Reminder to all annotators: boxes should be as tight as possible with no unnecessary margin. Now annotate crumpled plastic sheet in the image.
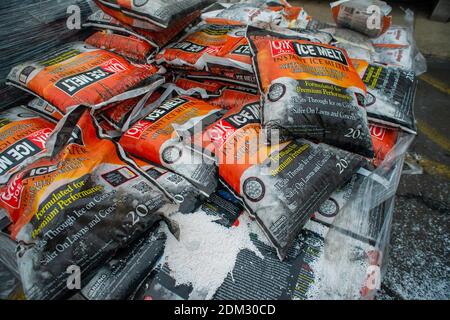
[0,0,95,110]
[311,132,415,299]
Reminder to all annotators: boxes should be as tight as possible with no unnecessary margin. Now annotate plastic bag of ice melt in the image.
[352,59,417,134]
[156,23,254,80]
[6,42,164,117]
[94,0,213,30]
[85,30,157,64]
[330,0,392,38]
[195,108,367,259]
[120,95,223,196]
[83,10,197,50]
[246,26,374,158]
[0,106,179,300]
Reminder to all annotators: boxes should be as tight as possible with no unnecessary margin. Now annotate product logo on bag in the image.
[124,97,189,139]
[207,103,260,148]
[144,97,189,123]
[55,59,127,96]
[370,125,386,141]
[232,45,252,56]
[293,43,348,65]
[171,41,206,53]
[0,128,52,176]
[225,103,260,128]
[270,40,295,57]
[124,120,153,139]
[0,173,24,209]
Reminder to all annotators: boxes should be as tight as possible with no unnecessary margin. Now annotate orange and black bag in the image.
[120,95,224,196]
[6,42,163,116]
[246,26,374,158]
[156,24,254,83]
[85,30,156,64]
[83,10,196,49]
[0,106,179,300]
[205,118,366,259]
[179,98,367,259]
[94,0,213,30]
[0,106,55,184]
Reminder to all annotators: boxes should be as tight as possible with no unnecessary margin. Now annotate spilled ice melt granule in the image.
[162,211,263,300]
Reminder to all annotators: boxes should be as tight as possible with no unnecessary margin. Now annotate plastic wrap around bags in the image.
[372,9,426,75]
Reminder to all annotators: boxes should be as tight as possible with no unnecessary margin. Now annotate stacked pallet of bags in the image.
[0,0,423,300]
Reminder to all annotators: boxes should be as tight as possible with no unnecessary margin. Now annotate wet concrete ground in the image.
[377,56,450,300]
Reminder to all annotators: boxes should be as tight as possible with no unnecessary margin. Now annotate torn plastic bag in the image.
[133,131,414,300]
[131,212,375,300]
[246,26,374,158]
[202,1,311,29]
[0,106,55,185]
[133,157,206,214]
[120,95,223,196]
[83,10,197,49]
[0,106,179,299]
[353,59,417,134]
[94,83,168,132]
[94,0,213,30]
[85,30,156,64]
[6,42,164,116]
[330,0,392,38]
[80,223,166,300]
